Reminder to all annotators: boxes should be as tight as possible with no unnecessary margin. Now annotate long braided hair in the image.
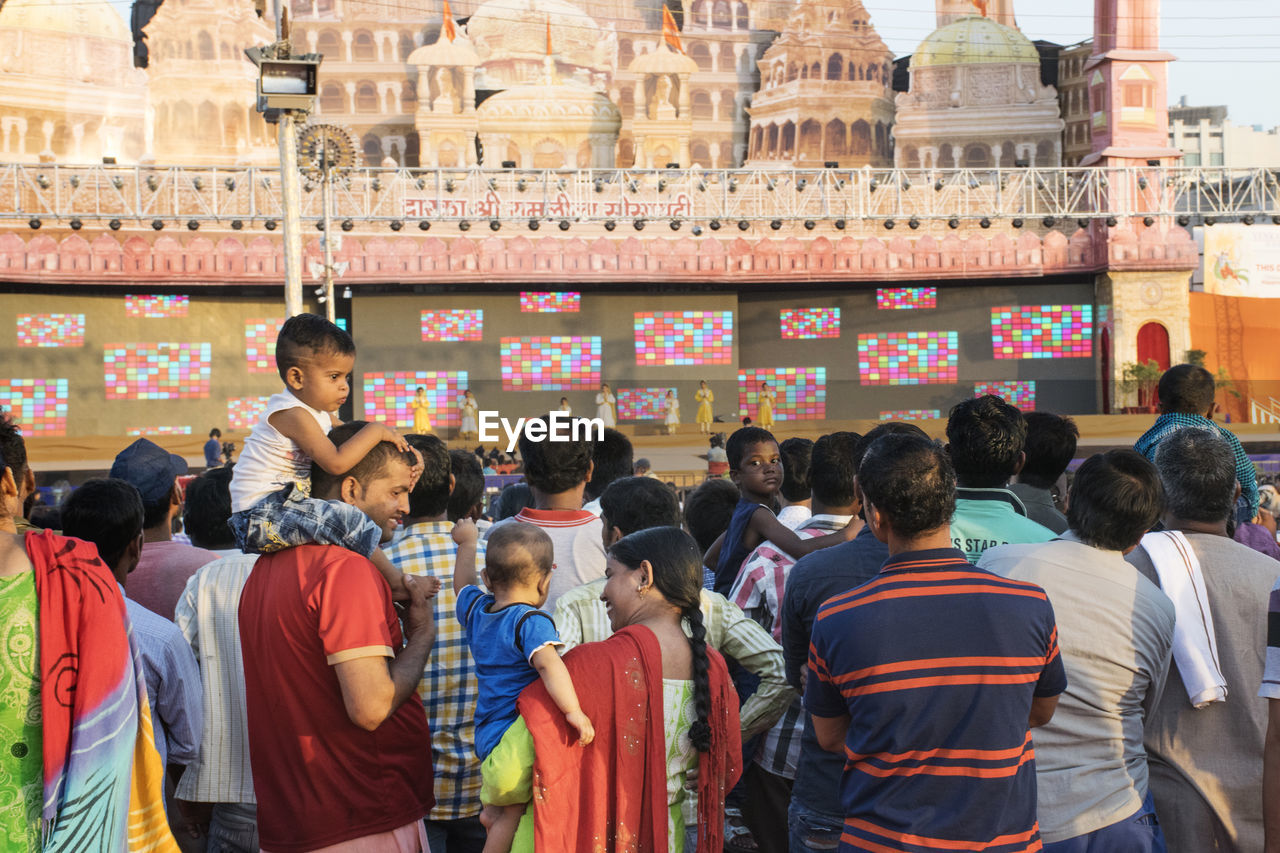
[608,526,713,752]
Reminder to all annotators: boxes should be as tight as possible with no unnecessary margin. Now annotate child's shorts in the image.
[479,716,535,808]
[229,483,383,557]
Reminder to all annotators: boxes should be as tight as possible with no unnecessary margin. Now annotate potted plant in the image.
[1119,359,1162,413]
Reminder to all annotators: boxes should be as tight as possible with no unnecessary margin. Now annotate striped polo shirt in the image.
[805,548,1067,853]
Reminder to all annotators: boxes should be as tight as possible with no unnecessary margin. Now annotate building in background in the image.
[1057,39,1093,166]
[745,0,895,168]
[1169,98,1280,168]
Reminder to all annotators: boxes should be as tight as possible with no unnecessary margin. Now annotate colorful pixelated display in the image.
[877,287,937,310]
[421,310,484,342]
[858,332,959,385]
[520,292,581,313]
[0,379,68,435]
[227,396,271,430]
[127,425,192,436]
[975,381,1037,410]
[990,305,1093,359]
[879,410,942,421]
[500,337,602,390]
[780,308,840,340]
[104,343,212,399]
[17,314,85,348]
[362,371,469,429]
[125,295,189,318]
[245,318,285,373]
[616,388,676,420]
[737,368,826,421]
[633,311,733,366]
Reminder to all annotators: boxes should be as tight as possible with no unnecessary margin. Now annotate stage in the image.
[22,415,1280,488]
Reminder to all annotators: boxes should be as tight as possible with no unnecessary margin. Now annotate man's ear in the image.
[584,459,594,484]
[20,467,35,502]
[170,480,183,509]
[284,364,305,391]
[537,571,552,598]
[125,533,144,574]
[340,475,363,507]
[607,525,624,548]
[1011,450,1026,478]
[447,472,456,496]
[0,467,18,501]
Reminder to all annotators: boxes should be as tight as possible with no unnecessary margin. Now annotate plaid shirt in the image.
[383,520,486,822]
[1134,413,1259,519]
[730,514,852,780]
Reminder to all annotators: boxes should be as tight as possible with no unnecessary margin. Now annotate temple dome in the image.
[912,15,1039,68]
[0,0,132,44]
[628,44,698,76]
[478,79,621,127]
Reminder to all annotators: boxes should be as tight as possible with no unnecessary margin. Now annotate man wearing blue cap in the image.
[110,438,217,619]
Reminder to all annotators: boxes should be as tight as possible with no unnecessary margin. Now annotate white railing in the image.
[1250,397,1280,425]
[1,163,1277,225]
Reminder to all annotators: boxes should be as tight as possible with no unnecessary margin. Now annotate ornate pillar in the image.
[341,31,354,62]
[465,131,478,166]
[463,67,477,113]
[709,89,722,121]
[634,79,647,120]
[678,72,691,119]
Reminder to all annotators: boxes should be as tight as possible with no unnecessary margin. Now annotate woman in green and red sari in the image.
[0,439,176,852]
[482,526,741,853]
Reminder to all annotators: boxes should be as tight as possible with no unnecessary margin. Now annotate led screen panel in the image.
[125,295,189,318]
[990,305,1093,359]
[737,368,826,421]
[634,311,733,366]
[363,371,469,429]
[0,379,68,435]
[780,308,840,340]
[974,380,1037,410]
[421,309,484,342]
[500,337,602,391]
[616,388,676,420]
[520,292,581,313]
[18,314,85,347]
[858,332,959,385]
[877,287,937,310]
[104,343,212,399]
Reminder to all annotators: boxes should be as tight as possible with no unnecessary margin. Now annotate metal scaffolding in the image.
[2,163,1278,227]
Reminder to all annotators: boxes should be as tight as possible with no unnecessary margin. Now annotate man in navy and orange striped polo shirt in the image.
[806,432,1067,853]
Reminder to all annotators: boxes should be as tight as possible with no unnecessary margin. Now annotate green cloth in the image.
[950,492,1055,562]
[0,571,42,852]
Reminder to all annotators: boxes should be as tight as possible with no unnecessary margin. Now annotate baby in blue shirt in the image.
[452,520,593,853]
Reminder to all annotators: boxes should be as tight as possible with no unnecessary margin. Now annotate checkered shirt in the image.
[383,520,486,821]
[1134,413,1259,519]
[730,514,852,780]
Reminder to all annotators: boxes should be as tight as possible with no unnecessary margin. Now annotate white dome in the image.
[0,0,132,44]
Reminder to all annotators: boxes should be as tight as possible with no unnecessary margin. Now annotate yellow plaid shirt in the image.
[383,520,486,821]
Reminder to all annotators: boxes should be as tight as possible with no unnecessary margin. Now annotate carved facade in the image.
[894,15,1064,169]
[144,0,276,165]
[745,0,894,167]
[0,0,148,163]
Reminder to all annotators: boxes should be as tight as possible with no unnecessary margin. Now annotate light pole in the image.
[298,124,357,324]
[246,3,321,317]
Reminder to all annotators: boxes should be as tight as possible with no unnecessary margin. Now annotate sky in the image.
[108,0,1278,128]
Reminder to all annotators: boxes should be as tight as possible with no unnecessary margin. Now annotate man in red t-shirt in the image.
[239,422,437,853]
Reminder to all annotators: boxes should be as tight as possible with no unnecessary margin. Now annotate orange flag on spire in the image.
[662,6,685,54]
[971,0,988,16]
[546,15,553,55]
[441,0,457,41]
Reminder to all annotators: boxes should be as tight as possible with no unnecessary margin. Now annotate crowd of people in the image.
[2,314,1280,853]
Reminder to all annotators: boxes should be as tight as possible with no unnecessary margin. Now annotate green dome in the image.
[912,15,1040,68]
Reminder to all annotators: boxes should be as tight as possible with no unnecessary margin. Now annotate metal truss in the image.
[2,163,1278,226]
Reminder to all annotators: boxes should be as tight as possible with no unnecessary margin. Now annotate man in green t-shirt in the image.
[946,395,1055,562]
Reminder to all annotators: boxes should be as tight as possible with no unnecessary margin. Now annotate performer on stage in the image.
[757,382,775,431]
[412,387,433,434]
[695,380,714,434]
[596,383,617,428]
[459,389,479,441]
[664,390,680,435]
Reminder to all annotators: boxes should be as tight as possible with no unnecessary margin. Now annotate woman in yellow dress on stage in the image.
[757,381,776,431]
[695,380,714,434]
[412,387,433,433]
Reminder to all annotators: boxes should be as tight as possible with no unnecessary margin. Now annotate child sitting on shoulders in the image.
[452,520,594,853]
[703,426,857,594]
[229,313,428,597]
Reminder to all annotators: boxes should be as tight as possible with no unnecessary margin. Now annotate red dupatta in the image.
[516,624,741,853]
